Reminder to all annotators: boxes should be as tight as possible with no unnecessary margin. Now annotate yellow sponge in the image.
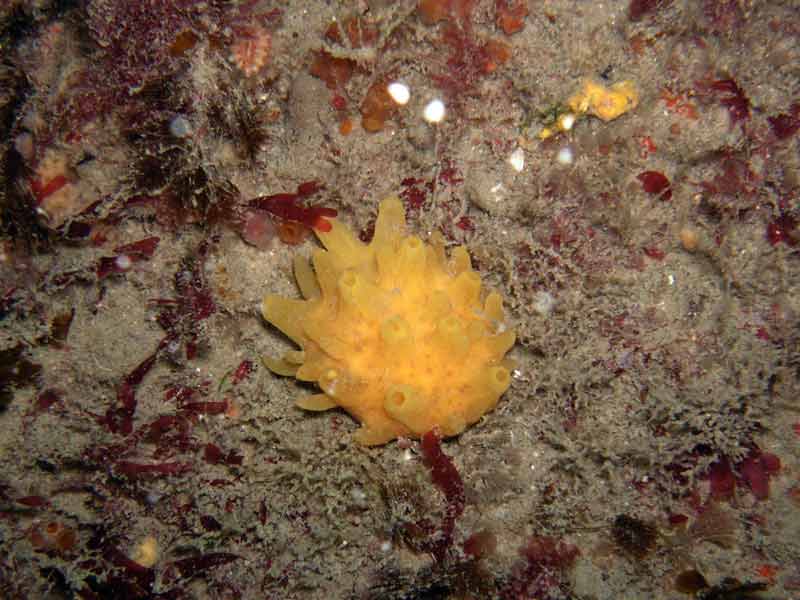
[261,196,515,445]
[568,79,639,122]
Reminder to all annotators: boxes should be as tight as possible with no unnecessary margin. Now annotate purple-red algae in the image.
[231,359,254,384]
[708,456,736,501]
[249,181,337,234]
[637,170,672,200]
[463,529,497,559]
[412,428,465,562]
[768,103,800,140]
[628,0,670,21]
[16,495,50,508]
[739,448,781,500]
[115,460,192,479]
[495,0,529,34]
[702,78,751,127]
[103,353,158,435]
[502,536,579,599]
[766,214,798,246]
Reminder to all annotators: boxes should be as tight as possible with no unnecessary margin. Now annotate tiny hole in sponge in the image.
[440,315,461,333]
[406,237,422,249]
[381,316,411,345]
[489,366,511,392]
[389,390,406,407]
[341,272,357,287]
[494,368,509,384]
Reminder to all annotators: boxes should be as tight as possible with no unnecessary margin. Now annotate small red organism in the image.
[30,174,69,205]
[660,88,699,120]
[115,460,192,479]
[418,0,475,25]
[241,210,277,249]
[707,456,736,501]
[96,236,161,279]
[431,22,510,100]
[33,389,62,414]
[17,495,50,508]
[203,443,243,466]
[502,535,580,599]
[637,170,672,200]
[249,181,337,234]
[699,154,759,206]
[738,448,781,500]
[103,352,159,435]
[766,214,798,246]
[150,239,217,360]
[756,564,779,582]
[481,38,511,73]
[114,236,160,258]
[181,400,228,416]
[330,94,347,111]
[232,359,254,384]
[703,447,781,502]
[169,29,198,56]
[309,51,355,90]
[495,0,528,35]
[29,521,77,554]
[705,78,750,127]
[637,135,657,158]
[400,177,431,212]
[463,529,497,559]
[643,246,665,260]
[668,513,689,527]
[768,103,800,140]
[455,215,474,232]
[361,79,397,132]
[276,221,310,245]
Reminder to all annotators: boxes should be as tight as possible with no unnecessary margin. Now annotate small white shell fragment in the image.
[508,147,525,172]
[423,99,446,123]
[387,82,411,105]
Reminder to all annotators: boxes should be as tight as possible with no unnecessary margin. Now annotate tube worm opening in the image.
[487,366,511,395]
[384,384,428,432]
[380,316,412,346]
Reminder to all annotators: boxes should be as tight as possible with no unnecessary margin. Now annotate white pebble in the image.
[387,82,410,105]
[423,99,445,123]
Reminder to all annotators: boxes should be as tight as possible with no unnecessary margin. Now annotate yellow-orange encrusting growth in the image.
[261,196,516,445]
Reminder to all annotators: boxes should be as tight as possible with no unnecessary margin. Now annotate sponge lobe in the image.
[262,196,516,445]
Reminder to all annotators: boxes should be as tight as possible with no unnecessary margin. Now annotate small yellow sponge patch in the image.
[568,79,638,122]
[261,196,516,445]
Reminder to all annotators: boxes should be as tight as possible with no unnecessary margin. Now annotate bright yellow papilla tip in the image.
[568,78,638,122]
[261,196,516,445]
